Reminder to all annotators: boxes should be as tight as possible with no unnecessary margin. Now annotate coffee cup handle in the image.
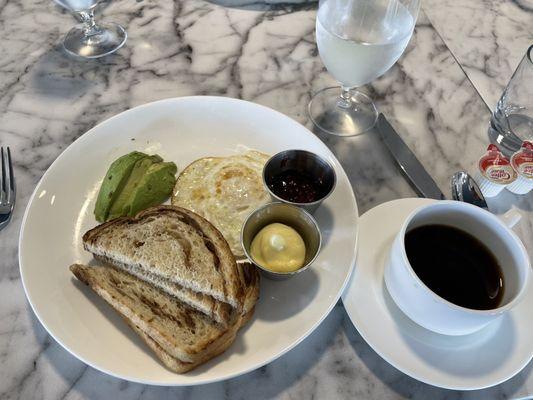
[499,208,522,229]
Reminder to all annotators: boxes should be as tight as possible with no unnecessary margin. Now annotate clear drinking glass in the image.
[309,0,420,136]
[489,45,533,154]
[54,0,127,59]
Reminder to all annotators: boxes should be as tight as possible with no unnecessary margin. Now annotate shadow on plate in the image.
[254,267,319,322]
[384,282,521,379]
[70,278,161,362]
[342,310,530,398]
[313,204,333,247]
[340,278,529,398]
[34,290,342,399]
[383,280,515,356]
[184,303,344,396]
[29,278,168,386]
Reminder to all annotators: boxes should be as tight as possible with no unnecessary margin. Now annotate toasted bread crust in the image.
[122,309,251,373]
[70,262,259,368]
[93,253,232,326]
[82,205,245,313]
[121,281,257,373]
[70,264,237,363]
[238,261,260,316]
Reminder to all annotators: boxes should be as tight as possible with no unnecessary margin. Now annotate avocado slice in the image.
[94,151,149,222]
[107,155,165,220]
[123,161,177,217]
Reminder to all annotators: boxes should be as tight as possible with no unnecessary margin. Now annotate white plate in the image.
[19,97,358,386]
[342,198,533,390]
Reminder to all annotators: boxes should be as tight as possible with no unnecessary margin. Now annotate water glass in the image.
[308,0,420,136]
[54,0,127,59]
[489,45,533,154]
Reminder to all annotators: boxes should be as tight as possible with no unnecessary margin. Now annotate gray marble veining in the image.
[423,0,533,110]
[1,0,532,399]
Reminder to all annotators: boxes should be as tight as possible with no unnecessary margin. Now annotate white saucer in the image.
[342,198,533,390]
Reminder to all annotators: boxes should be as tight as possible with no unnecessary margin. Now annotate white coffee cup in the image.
[384,200,531,336]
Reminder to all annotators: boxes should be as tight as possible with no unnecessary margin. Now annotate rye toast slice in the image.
[82,205,244,323]
[93,253,232,326]
[122,262,259,373]
[70,263,237,363]
[122,305,255,373]
[70,262,259,366]
[124,317,238,373]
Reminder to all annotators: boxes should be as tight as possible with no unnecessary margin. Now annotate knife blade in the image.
[377,113,446,200]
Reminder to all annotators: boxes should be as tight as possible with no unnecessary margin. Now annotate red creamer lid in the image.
[478,144,517,184]
[511,141,533,179]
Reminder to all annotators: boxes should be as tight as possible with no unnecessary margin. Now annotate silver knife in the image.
[377,113,446,200]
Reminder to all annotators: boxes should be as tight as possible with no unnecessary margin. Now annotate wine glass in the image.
[54,0,127,59]
[309,0,420,136]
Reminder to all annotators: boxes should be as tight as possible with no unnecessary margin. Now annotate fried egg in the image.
[171,150,270,258]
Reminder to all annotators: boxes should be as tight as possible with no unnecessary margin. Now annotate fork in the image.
[0,147,15,231]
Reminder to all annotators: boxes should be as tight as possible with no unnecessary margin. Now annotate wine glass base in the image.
[63,22,127,59]
[308,86,378,136]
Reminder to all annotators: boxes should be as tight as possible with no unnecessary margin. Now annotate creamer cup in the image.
[476,144,516,197]
[507,141,533,195]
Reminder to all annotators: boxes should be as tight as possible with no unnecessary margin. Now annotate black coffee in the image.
[405,224,504,310]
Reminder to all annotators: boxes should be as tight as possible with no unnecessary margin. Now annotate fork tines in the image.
[0,147,15,206]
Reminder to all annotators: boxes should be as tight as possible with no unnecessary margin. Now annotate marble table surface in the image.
[1,0,532,399]
[423,0,533,110]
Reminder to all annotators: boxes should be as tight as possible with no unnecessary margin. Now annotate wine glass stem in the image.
[78,9,101,37]
[338,86,353,109]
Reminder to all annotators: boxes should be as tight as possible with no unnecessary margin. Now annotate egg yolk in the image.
[250,223,306,272]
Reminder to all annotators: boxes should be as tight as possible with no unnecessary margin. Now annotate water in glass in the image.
[316,0,413,88]
[308,0,420,136]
